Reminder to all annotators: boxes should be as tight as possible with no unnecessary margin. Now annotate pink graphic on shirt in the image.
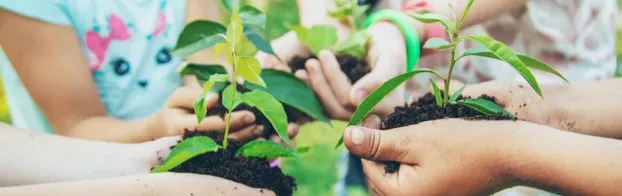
[86,14,131,71]
[153,12,167,37]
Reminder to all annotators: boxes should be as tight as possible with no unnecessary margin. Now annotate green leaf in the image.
[242,90,292,146]
[328,1,370,19]
[336,68,444,148]
[235,56,266,87]
[235,140,296,158]
[243,25,277,56]
[221,0,239,12]
[287,25,310,46]
[463,35,543,97]
[448,85,467,103]
[243,69,330,124]
[308,25,338,55]
[239,5,266,28]
[423,38,454,50]
[296,146,311,154]
[172,21,226,58]
[222,84,243,111]
[335,31,370,58]
[227,10,244,51]
[458,0,475,29]
[458,98,515,118]
[209,74,230,83]
[429,79,443,106]
[194,81,217,123]
[177,63,227,84]
[151,136,219,173]
[459,47,569,83]
[408,12,455,36]
[214,43,234,64]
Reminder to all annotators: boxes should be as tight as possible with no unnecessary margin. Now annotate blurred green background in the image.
[0,1,620,196]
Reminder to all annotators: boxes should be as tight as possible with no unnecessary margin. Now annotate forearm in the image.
[65,115,154,143]
[0,173,274,196]
[505,123,622,195]
[0,125,162,186]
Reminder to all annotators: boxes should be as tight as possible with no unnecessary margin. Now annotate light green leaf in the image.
[459,46,569,83]
[328,1,370,19]
[296,146,311,154]
[423,38,454,50]
[226,11,243,51]
[235,140,296,158]
[194,81,216,123]
[209,74,230,83]
[458,0,475,29]
[222,84,242,111]
[335,31,370,58]
[242,90,292,146]
[458,98,515,118]
[221,0,239,12]
[239,5,266,28]
[172,21,226,58]
[151,136,219,173]
[308,25,338,55]
[463,35,542,97]
[213,43,234,64]
[429,79,443,106]
[408,12,455,36]
[448,85,467,103]
[243,25,277,57]
[336,69,444,148]
[243,69,330,124]
[235,56,266,87]
[287,24,310,46]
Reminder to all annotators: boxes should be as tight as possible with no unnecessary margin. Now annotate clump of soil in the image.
[288,54,371,83]
[380,92,516,173]
[170,131,296,196]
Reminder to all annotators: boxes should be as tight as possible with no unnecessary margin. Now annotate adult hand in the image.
[296,22,409,120]
[343,117,533,196]
[147,86,263,142]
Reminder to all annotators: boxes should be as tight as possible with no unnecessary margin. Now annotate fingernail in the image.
[269,158,282,168]
[244,115,255,123]
[349,127,365,146]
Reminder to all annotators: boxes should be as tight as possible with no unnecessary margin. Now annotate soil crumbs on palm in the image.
[170,131,295,196]
[381,92,516,173]
[289,54,370,83]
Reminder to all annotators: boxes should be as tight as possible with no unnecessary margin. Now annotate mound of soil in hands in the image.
[207,84,302,139]
[170,131,296,196]
[380,92,516,173]
[289,54,371,83]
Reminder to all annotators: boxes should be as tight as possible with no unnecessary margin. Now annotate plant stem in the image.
[444,47,457,106]
[223,52,238,149]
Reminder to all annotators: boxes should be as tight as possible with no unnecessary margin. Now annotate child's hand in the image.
[146,86,263,142]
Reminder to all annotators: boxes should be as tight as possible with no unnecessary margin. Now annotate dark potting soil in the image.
[380,92,516,173]
[288,54,371,83]
[170,131,295,196]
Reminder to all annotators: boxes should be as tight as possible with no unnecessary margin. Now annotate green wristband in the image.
[363,9,421,72]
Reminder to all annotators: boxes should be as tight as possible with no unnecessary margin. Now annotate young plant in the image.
[151,1,311,173]
[328,0,371,28]
[288,24,370,60]
[335,0,569,147]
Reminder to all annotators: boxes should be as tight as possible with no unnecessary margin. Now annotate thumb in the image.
[343,126,408,162]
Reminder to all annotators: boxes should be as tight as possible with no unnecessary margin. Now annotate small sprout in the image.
[328,0,370,22]
[288,24,370,59]
[236,140,307,158]
[335,0,568,148]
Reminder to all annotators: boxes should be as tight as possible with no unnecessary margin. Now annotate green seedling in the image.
[288,24,370,59]
[329,0,371,28]
[335,0,569,147]
[151,1,312,173]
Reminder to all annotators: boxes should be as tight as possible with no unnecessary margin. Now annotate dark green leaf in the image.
[458,0,475,29]
[423,38,454,50]
[235,140,296,158]
[308,25,338,55]
[172,21,226,58]
[239,5,265,28]
[235,56,266,87]
[458,98,515,118]
[336,69,444,148]
[459,47,569,83]
[296,146,311,154]
[152,136,219,173]
[243,69,330,124]
[222,84,242,111]
[243,25,277,56]
[429,79,443,106]
[335,31,370,58]
[242,90,292,146]
[194,81,216,123]
[177,63,227,88]
[408,12,455,36]
[221,0,239,12]
[448,85,467,103]
[209,73,230,83]
[463,35,543,97]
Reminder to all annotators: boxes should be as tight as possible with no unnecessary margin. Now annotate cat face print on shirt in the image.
[84,7,182,119]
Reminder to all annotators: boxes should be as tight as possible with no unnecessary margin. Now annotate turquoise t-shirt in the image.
[0,0,186,133]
